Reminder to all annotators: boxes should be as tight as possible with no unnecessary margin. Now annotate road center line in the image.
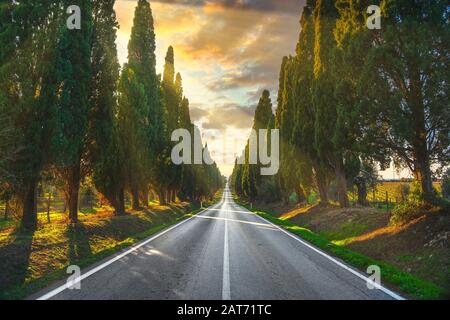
[222,196,231,300]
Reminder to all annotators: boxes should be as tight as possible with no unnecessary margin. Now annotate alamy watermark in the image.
[66,265,82,290]
[366,265,382,290]
[367,5,382,30]
[66,5,81,30]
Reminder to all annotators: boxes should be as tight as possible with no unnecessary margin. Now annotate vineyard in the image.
[348,181,443,209]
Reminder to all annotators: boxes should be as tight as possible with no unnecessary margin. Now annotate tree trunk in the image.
[355,178,368,206]
[63,197,68,213]
[159,190,167,205]
[413,142,434,203]
[47,193,52,223]
[410,64,434,204]
[140,189,149,208]
[335,160,349,208]
[171,189,177,203]
[131,186,140,210]
[68,165,81,224]
[115,188,126,216]
[21,180,38,230]
[4,199,9,221]
[167,189,172,203]
[313,163,329,205]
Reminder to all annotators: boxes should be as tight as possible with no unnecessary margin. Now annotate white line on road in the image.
[36,199,225,300]
[222,196,231,300]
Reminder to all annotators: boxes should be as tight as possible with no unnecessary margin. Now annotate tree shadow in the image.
[66,223,92,264]
[0,227,35,296]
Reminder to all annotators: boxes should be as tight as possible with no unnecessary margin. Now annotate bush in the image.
[390,182,424,225]
[395,183,410,203]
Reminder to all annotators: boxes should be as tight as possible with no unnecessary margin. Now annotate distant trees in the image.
[232,90,277,203]
[0,0,223,230]
[231,0,449,211]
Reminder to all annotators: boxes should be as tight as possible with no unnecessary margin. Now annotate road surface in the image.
[34,187,401,300]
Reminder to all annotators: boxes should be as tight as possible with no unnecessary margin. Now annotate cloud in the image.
[199,104,256,130]
[189,104,210,121]
[150,0,303,14]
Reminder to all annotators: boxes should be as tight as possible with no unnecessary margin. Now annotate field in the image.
[348,181,443,206]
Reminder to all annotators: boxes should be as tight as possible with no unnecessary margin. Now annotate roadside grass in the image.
[0,192,222,300]
[319,222,368,243]
[237,202,443,300]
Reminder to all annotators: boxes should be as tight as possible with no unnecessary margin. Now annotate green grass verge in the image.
[0,207,208,300]
[238,202,443,300]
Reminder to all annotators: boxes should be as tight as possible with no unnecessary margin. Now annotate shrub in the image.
[390,182,424,225]
[395,183,410,203]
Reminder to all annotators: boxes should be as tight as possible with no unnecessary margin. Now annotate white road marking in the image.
[36,198,225,301]
[222,195,231,300]
[244,205,406,301]
[194,215,277,228]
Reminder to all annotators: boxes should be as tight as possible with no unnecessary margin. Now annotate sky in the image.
[113,0,411,180]
[114,0,304,177]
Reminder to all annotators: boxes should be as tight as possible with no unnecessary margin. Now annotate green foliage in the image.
[233,0,448,215]
[117,66,149,207]
[442,169,450,200]
[354,1,450,200]
[88,0,123,214]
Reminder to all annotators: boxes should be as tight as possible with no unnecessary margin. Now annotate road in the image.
[35,187,401,300]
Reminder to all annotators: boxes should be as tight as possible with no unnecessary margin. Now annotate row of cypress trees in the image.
[232,0,449,208]
[0,0,223,230]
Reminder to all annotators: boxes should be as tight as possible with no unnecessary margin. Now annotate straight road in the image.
[35,187,401,300]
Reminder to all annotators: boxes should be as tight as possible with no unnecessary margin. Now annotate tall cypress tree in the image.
[1,1,61,229]
[312,0,349,207]
[242,90,274,201]
[162,46,183,202]
[126,0,162,208]
[292,0,330,205]
[117,65,148,210]
[54,0,93,223]
[88,0,124,215]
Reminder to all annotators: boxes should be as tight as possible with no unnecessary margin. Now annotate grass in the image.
[0,192,223,300]
[319,222,368,243]
[237,202,443,300]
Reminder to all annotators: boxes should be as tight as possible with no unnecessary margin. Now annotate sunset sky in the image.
[114,0,304,176]
[113,0,409,179]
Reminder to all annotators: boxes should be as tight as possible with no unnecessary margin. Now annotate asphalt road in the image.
[34,187,401,300]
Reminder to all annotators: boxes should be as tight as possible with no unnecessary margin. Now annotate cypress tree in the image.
[88,0,124,215]
[312,0,349,207]
[126,0,162,207]
[1,1,61,229]
[292,0,330,205]
[117,65,148,210]
[54,0,94,223]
